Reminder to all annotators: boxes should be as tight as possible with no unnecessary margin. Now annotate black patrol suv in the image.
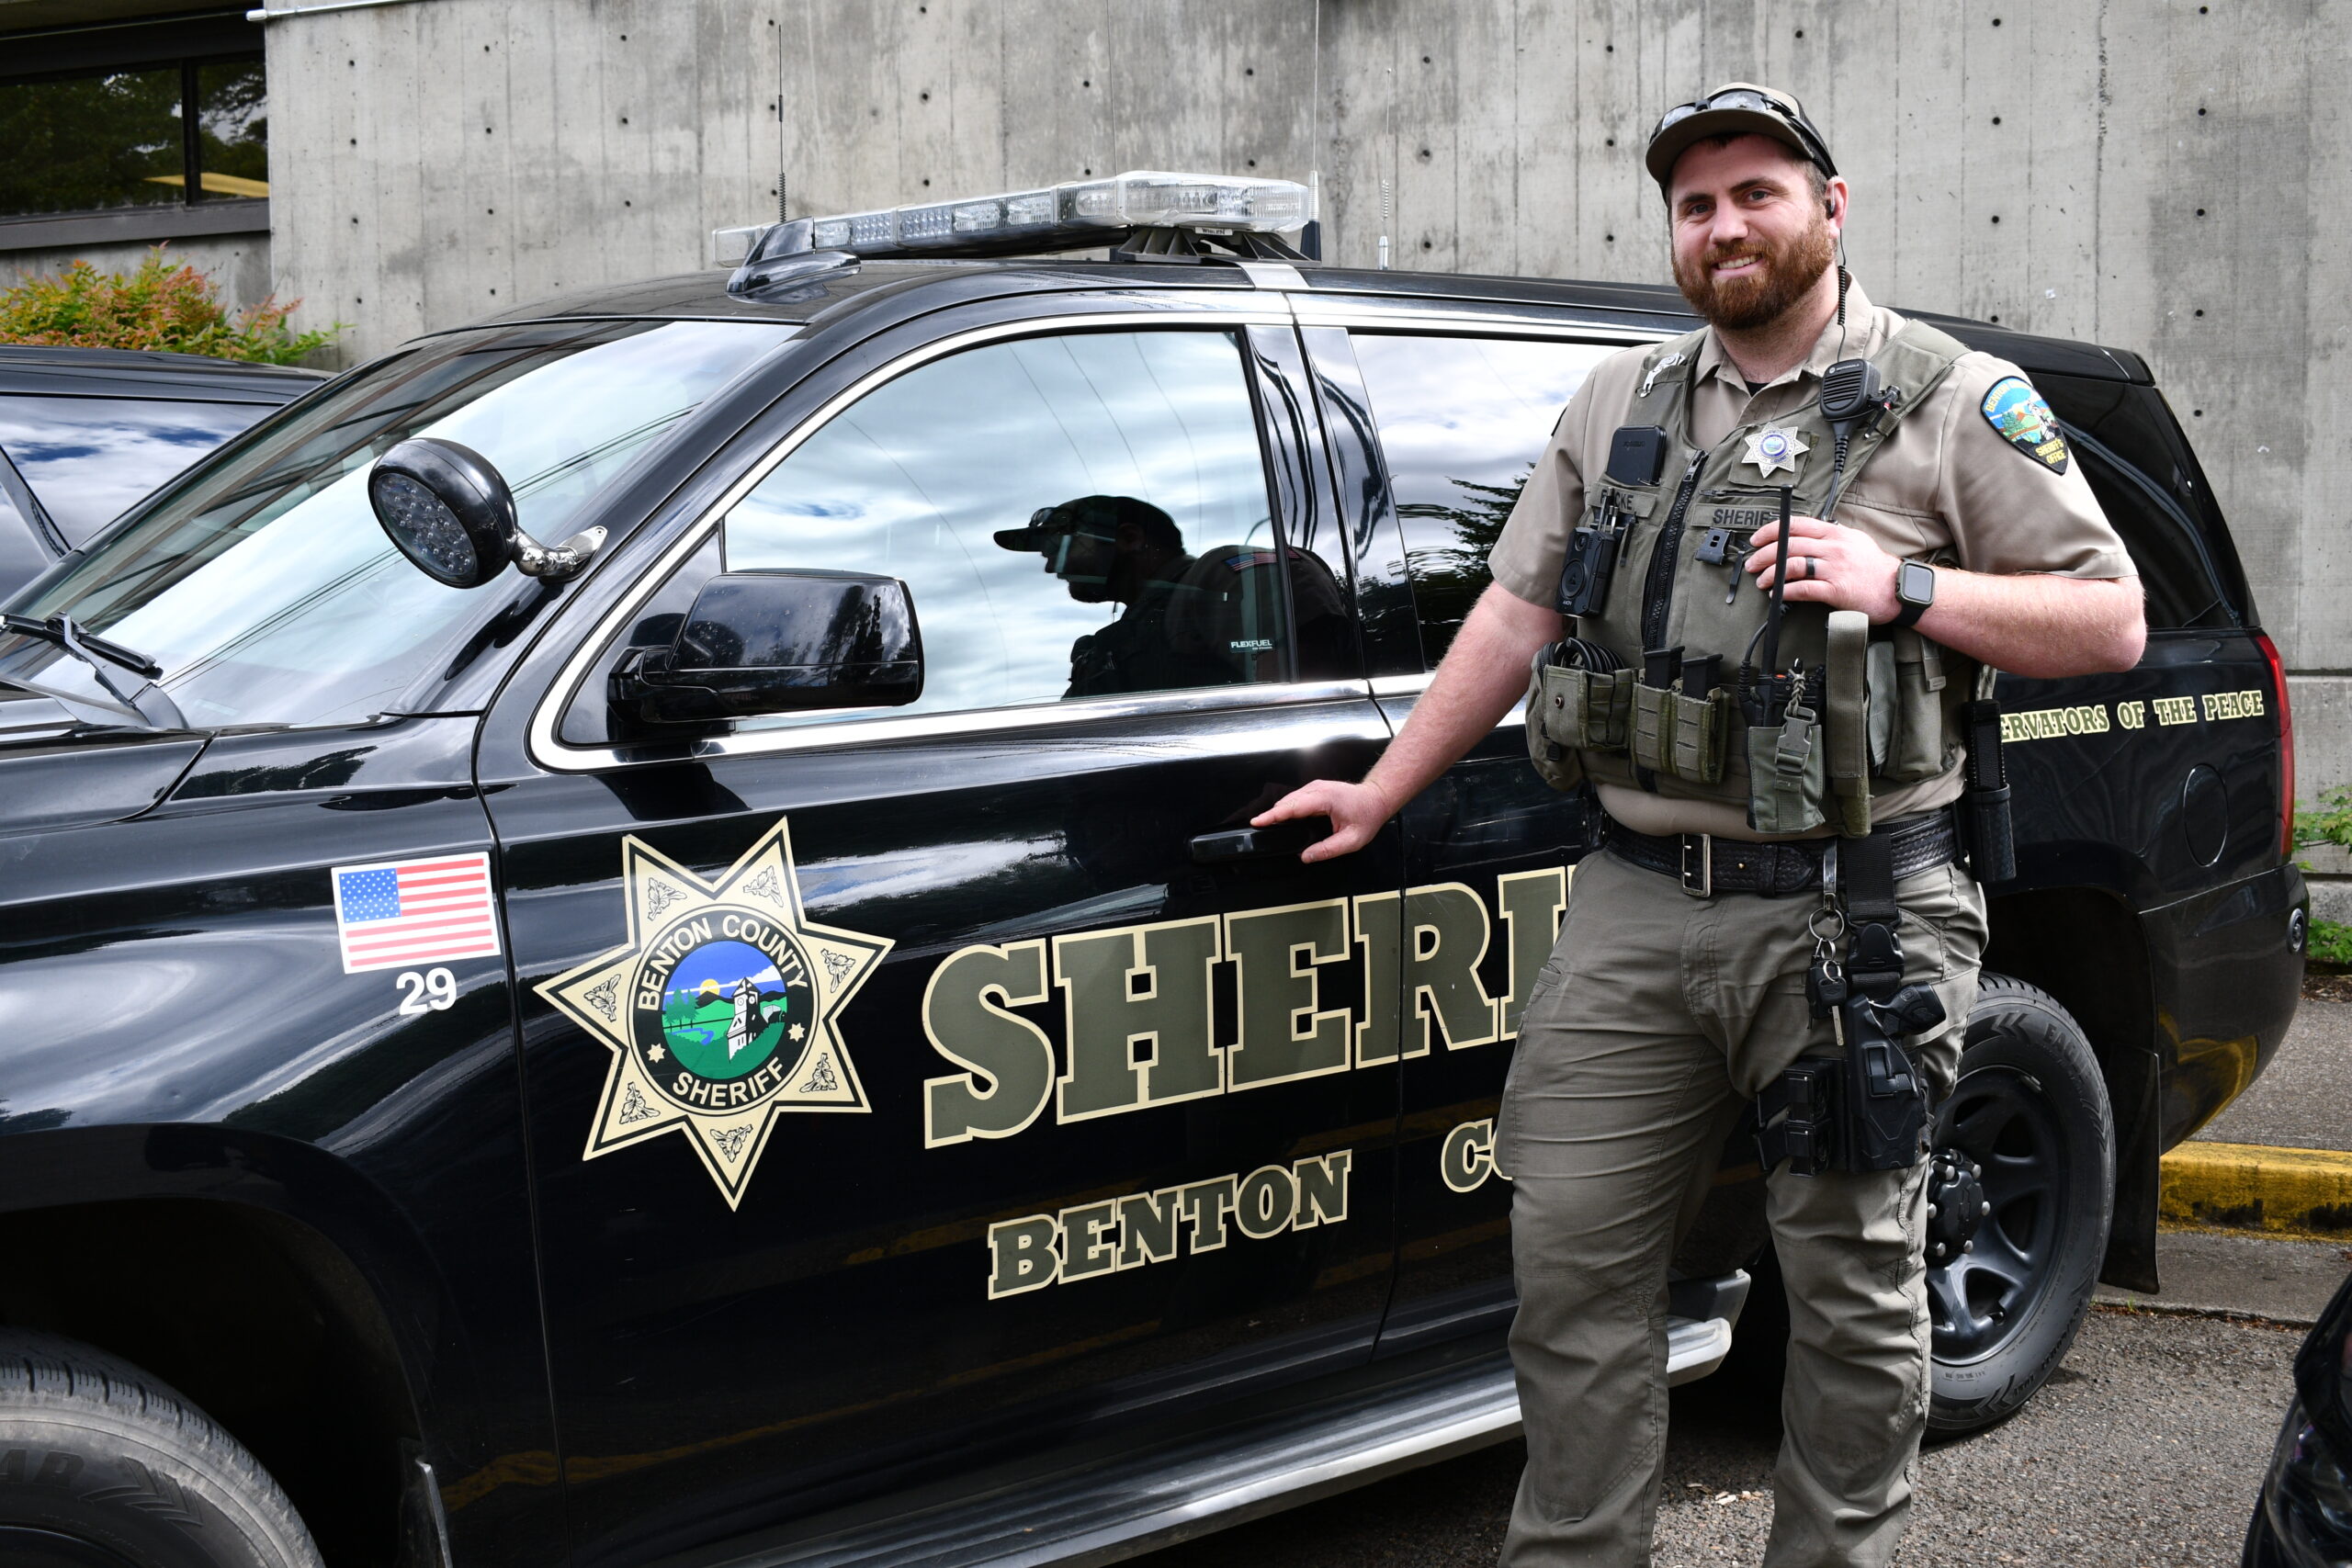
[0,172,2301,1568]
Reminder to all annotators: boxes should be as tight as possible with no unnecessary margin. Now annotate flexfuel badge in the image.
[537,819,891,1207]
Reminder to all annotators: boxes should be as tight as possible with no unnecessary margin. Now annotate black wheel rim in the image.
[1928,1062,2070,1364]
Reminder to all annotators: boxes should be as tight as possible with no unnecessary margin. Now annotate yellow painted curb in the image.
[2162,1141,2352,1235]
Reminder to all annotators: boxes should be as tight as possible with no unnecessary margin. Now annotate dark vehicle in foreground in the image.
[0,173,2302,1568]
[2245,1269,2352,1565]
[0,344,323,596]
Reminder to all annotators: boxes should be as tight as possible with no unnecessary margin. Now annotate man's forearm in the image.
[1913,570,2145,678]
[1747,517,2146,678]
[1364,583,1564,806]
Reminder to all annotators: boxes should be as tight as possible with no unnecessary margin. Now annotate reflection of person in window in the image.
[995,494,1278,698]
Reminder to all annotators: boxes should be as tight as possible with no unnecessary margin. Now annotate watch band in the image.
[1892,562,1935,629]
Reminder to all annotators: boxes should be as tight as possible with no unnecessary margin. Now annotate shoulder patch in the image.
[1980,376,2069,473]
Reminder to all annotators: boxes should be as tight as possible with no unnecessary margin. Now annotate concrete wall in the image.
[264,0,2349,773]
[2,235,277,317]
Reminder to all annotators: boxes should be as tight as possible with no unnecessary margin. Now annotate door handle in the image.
[1188,819,1329,864]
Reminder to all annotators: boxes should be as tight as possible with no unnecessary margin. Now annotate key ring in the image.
[1806,905,1847,944]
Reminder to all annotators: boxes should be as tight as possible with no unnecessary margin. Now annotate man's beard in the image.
[1672,215,1836,331]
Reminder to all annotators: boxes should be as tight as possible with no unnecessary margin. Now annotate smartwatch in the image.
[1891,560,1936,629]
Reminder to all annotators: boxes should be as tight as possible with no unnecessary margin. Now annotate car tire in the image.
[0,1330,322,1568]
[1926,974,2115,1436]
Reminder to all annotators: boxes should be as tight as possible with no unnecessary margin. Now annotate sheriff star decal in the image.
[537,819,891,1207]
[1740,424,1809,479]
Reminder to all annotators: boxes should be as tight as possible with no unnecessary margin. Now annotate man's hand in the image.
[1251,581,1566,863]
[1745,515,2145,676]
[1254,778,1397,864]
[1744,514,1901,618]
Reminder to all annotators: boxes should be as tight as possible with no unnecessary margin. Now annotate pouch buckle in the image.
[1679,832,1713,897]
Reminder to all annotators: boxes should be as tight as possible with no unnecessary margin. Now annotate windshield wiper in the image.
[0,613,187,730]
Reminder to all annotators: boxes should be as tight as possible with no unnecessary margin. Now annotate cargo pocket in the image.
[1746,704,1826,835]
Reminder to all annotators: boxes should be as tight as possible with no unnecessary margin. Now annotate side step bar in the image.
[719,1292,1744,1568]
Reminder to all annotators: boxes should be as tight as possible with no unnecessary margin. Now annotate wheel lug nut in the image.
[1928,1202,1939,1217]
[1962,1240,1973,1253]
[1981,1200,1992,1216]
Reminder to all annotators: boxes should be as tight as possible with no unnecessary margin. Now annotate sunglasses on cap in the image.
[1649,85,1838,179]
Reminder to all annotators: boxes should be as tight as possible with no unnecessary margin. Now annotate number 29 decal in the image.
[395,967,458,1014]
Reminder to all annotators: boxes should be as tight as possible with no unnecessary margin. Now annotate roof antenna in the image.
[778,172,789,225]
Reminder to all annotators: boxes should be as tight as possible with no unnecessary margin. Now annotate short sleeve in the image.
[1935,354,2137,580]
[1487,370,1605,607]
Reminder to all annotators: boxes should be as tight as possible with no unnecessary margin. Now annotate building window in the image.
[0,54,266,222]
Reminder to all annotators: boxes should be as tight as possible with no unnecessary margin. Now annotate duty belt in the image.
[1604,809,1959,897]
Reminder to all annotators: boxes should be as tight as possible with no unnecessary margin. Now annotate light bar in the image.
[712,169,1310,272]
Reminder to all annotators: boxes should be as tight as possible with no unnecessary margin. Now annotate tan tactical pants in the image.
[1493,845,1986,1568]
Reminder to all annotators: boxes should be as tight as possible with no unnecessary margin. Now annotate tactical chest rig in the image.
[1526,319,2014,1174]
[1527,319,1973,836]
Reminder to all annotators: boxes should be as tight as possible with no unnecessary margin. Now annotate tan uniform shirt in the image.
[1488,282,2137,840]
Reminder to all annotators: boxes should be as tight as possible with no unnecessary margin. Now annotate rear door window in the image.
[2034,375,2239,629]
[0,395,274,547]
[1349,334,1612,662]
[718,329,1314,722]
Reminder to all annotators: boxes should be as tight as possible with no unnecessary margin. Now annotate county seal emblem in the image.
[537,819,891,1207]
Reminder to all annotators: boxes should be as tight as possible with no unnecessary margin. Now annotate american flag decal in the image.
[331,852,502,974]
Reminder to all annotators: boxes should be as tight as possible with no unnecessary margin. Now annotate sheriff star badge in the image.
[536,818,892,1208]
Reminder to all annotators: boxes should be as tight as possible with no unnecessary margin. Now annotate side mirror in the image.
[612,570,923,725]
[368,437,605,588]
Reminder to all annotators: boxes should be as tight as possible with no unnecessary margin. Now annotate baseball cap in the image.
[993,496,1124,553]
[1645,83,1838,198]
[994,494,1182,553]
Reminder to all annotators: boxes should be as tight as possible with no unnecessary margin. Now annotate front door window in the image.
[722,329,1312,718]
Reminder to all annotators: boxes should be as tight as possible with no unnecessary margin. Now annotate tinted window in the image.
[2035,375,2238,629]
[0,396,273,546]
[196,61,267,197]
[1351,334,1611,661]
[0,56,267,219]
[722,330,1312,724]
[2066,435,2233,629]
[0,67,183,218]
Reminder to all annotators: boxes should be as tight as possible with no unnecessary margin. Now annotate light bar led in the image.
[714,170,1310,270]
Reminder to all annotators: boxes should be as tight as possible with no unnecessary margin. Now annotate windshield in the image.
[0,319,794,729]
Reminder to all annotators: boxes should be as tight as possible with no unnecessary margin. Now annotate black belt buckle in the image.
[1679,833,1713,897]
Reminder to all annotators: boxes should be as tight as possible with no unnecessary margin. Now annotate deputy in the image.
[1257,84,2143,1567]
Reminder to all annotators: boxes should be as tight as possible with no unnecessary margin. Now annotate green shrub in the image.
[2309,919,2352,969]
[2300,784,2352,854]
[0,247,340,365]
